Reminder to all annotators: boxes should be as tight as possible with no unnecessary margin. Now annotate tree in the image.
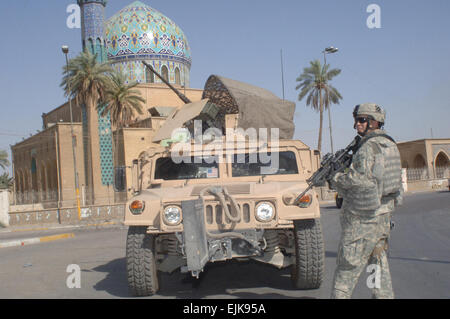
[100,71,145,164]
[0,150,9,171]
[0,173,13,190]
[295,60,342,153]
[61,49,113,110]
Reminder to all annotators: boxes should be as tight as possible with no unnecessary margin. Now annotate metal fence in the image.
[15,190,58,206]
[13,187,128,207]
[406,166,449,181]
[436,166,450,179]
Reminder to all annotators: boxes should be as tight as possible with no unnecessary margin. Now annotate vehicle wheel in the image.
[126,226,159,296]
[336,196,343,209]
[291,219,324,289]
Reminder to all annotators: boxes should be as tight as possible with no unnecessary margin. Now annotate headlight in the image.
[163,206,182,226]
[130,200,145,215]
[255,202,275,222]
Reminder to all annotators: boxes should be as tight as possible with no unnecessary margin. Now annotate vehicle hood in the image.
[136,181,309,202]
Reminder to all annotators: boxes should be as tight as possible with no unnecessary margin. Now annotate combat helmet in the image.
[353,103,386,125]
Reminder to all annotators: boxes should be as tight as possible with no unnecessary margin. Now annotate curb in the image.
[0,233,75,248]
[0,221,123,234]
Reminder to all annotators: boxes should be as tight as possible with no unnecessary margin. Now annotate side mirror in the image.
[114,166,126,192]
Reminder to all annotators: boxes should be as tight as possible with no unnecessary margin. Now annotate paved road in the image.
[0,191,448,299]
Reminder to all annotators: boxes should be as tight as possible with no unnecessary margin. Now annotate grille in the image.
[205,202,251,225]
[191,184,251,196]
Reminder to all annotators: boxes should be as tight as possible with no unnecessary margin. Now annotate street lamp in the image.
[62,45,81,220]
[322,46,339,154]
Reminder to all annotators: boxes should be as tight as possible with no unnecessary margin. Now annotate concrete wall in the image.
[407,178,449,192]
[0,190,9,227]
[56,123,87,207]
[8,204,125,226]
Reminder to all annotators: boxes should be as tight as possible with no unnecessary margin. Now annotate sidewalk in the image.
[0,220,125,249]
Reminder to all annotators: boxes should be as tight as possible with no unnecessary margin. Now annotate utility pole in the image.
[62,45,82,220]
[280,49,285,100]
[322,46,338,154]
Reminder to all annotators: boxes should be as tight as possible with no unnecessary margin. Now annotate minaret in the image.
[78,0,108,62]
[77,0,114,205]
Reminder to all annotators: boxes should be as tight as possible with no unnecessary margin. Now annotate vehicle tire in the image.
[291,219,324,289]
[336,196,343,209]
[126,226,159,296]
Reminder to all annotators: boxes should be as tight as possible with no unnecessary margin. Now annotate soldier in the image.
[330,103,403,299]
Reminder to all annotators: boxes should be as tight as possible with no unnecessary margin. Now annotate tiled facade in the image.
[105,1,191,85]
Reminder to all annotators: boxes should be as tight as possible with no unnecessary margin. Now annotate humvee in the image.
[123,137,324,296]
[123,65,325,296]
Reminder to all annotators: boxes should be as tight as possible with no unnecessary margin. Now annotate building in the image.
[397,138,450,180]
[11,1,203,210]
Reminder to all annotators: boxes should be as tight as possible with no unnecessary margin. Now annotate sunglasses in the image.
[355,117,369,124]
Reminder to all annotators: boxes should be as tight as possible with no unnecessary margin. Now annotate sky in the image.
[0,0,449,175]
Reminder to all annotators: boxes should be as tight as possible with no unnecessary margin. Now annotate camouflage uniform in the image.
[330,128,403,299]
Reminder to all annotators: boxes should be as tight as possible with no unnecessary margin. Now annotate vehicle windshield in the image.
[154,156,219,180]
[232,151,298,177]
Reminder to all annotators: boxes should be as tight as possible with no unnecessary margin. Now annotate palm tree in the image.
[296,60,342,153]
[0,150,9,171]
[60,49,113,201]
[0,172,13,190]
[100,71,145,165]
[61,49,113,111]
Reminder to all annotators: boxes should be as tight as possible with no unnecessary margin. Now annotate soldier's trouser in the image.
[331,211,394,299]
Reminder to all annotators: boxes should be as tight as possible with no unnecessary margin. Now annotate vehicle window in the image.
[154,157,219,180]
[232,151,298,177]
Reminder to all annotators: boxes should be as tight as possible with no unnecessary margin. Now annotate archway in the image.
[413,154,426,168]
[161,65,169,82]
[23,170,30,203]
[47,161,56,200]
[409,154,427,180]
[175,67,181,85]
[145,64,155,83]
[40,162,47,201]
[31,158,38,203]
[15,170,23,204]
[435,151,449,178]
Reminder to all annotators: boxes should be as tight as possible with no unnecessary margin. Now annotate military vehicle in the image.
[122,64,324,296]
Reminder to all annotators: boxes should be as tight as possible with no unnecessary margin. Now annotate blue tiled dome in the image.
[105,1,191,67]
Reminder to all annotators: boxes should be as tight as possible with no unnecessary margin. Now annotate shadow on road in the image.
[92,258,129,298]
[92,258,317,299]
[320,206,339,211]
[389,255,450,265]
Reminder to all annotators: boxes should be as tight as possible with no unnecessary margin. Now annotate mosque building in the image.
[11,1,203,210]
[8,1,450,221]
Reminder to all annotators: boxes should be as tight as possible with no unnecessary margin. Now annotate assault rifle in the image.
[294,136,361,205]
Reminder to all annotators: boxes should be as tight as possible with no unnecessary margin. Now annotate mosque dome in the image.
[105,1,191,85]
